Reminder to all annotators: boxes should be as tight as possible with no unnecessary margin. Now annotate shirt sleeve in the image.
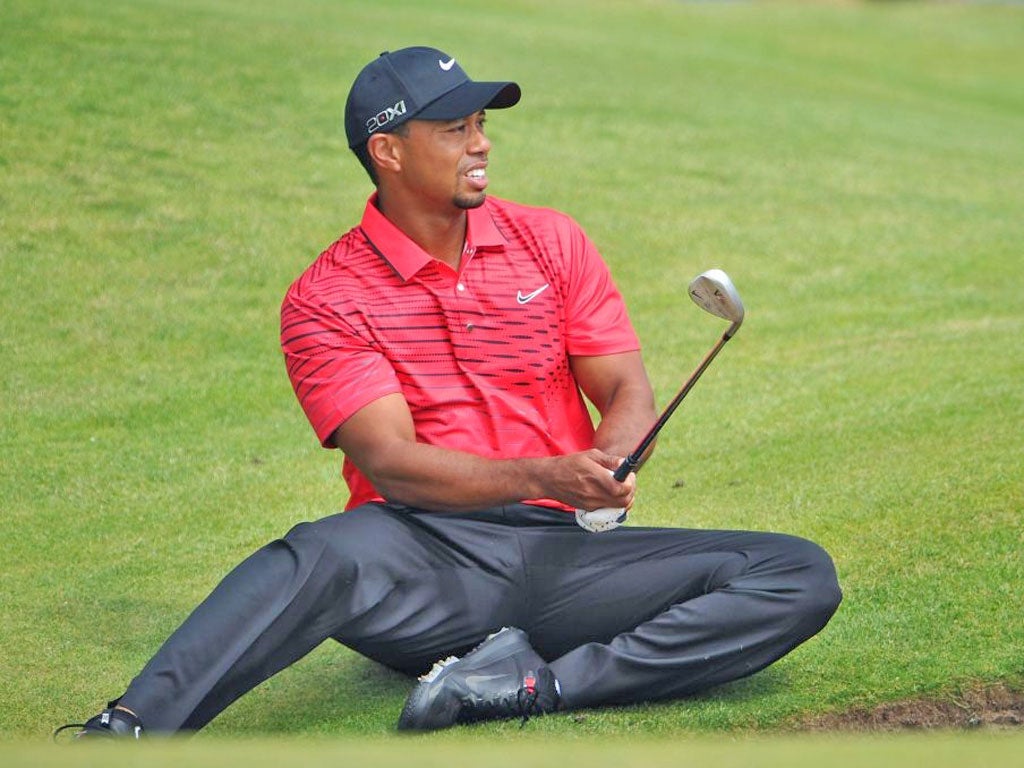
[561,220,641,356]
[280,278,402,447]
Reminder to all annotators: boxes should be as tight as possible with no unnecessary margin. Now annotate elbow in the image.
[360,458,438,511]
[358,461,409,506]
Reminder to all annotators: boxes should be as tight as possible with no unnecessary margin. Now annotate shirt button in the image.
[456,283,466,292]
[466,323,475,331]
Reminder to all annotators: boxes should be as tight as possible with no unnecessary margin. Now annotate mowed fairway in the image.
[1,0,1022,761]
[6,733,1024,768]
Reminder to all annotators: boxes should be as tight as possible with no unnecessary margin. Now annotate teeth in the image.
[467,169,485,179]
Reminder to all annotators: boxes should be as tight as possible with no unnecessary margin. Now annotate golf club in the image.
[611,268,745,482]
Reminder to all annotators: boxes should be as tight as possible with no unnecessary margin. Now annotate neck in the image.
[376,190,468,269]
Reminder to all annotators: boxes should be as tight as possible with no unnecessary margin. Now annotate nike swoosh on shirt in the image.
[516,284,550,304]
[439,57,456,71]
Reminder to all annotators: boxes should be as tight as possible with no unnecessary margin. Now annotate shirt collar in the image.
[359,193,507,281]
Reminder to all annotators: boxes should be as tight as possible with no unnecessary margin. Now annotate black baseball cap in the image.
[344,47,521,149]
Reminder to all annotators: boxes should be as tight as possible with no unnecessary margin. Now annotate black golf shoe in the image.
[53,707,144,741]
[397,627,560,731]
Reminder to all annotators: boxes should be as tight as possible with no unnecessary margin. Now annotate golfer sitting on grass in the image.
[61,47,841,737]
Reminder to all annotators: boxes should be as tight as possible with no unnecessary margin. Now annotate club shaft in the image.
[613,330,734,482]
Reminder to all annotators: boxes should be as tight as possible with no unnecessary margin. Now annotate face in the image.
[386,111,492,210]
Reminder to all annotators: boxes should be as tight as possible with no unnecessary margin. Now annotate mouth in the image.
[464,165,488,192]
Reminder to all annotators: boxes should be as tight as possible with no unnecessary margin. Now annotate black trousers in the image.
[118,503,841,732]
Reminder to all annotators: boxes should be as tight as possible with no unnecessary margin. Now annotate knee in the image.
[281,505,406,575]
[278,517,338,563]
[275,507,406,613]
[790,537,843,630]
[283,506,378,549]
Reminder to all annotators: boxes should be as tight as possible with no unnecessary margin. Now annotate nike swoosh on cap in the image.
[516,284,550,304]
[439,57,456,71]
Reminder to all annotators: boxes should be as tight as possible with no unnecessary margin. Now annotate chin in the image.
[454,192,487,210]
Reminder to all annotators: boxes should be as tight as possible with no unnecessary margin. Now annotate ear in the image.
[367,132,403,175]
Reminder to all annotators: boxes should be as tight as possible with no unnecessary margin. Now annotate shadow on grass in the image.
[200,645,412,737]
[201,645,794,737]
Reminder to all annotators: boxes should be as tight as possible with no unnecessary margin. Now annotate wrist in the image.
[508,456,552,502]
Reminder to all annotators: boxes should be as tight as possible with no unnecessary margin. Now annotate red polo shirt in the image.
[281,194,640,510]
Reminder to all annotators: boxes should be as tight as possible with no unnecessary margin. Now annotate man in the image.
[61,47,840,738]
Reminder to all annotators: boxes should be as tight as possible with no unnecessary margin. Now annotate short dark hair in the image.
[351,123,409,185]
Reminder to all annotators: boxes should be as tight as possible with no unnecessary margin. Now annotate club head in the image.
[688,269,745,337]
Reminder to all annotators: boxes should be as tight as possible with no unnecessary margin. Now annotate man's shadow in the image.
[201,644,791,736]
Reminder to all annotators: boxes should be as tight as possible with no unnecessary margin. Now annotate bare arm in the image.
[331,350,656,513]
[330,393,635,513]
[569,350,658,466]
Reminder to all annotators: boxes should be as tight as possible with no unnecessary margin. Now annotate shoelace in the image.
[52,711,144,742]
[458,673,542,728]
[517,674,540,728]
[52,722,109,741]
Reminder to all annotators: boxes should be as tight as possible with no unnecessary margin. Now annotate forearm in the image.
[570,351,657,465]
[354,440,632,514]
[590,378,658,460]
[361,441,547,512]
[331,391,637,514]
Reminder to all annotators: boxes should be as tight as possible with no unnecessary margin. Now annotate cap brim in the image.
[417,81,521,121]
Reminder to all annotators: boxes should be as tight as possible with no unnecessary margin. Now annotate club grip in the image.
[612,456,637,483]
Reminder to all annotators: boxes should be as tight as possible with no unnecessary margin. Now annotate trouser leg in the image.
[520,523,842,709]
[113,500,839,730]
[117,505,523,732]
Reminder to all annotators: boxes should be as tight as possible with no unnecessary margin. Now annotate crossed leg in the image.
[114,503,839,732]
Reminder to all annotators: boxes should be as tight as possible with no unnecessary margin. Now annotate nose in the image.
[468,121,491,154]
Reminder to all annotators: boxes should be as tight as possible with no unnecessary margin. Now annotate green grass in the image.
[8,733,1024,768]
[2,0,1022,752]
